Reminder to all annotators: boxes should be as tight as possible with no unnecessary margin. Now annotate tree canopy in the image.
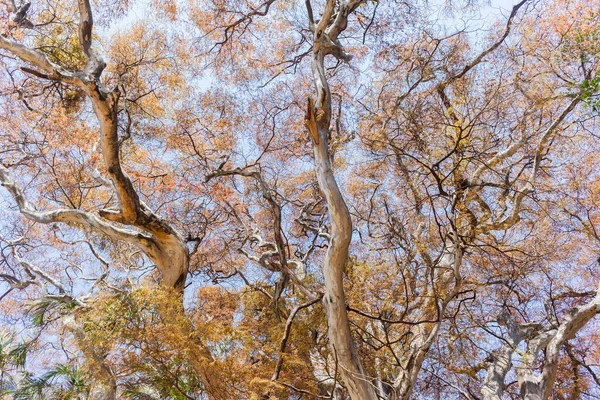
[1,0,600,398]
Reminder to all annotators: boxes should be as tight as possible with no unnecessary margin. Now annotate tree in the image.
[0,0,600,398]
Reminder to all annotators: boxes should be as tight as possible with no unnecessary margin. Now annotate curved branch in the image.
[271,295,323,381]
[0,164,152,246]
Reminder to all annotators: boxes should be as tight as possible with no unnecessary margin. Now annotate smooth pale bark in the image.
[481,342,515,400]
[476,97,580,233]
[0,0,189,291]
[480,312,541,400]
[307,1,377,397]
[87,85,188,289]
[90,93,188,289]
[389,242,463,400]
[518,286,600,399]
[313,121,375,400]
[478,285,600,400]
[0,165,147,244]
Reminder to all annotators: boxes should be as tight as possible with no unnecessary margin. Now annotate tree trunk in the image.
[310,49,376,399]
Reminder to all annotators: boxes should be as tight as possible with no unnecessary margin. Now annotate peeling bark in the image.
[307,1,377,398]
[0,4,189,291]
[518,286,600,399]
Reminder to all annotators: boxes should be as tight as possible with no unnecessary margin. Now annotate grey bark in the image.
[481,311,540,400]
[518,287,600,399]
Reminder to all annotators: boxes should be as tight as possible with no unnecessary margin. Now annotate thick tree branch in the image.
[0,36,78,83]
[478,97,580,232]
[481,311,541,400]
[519,284,600,399]
[0,164,154,246]
[308,1,376,398]
[76,0,105,79]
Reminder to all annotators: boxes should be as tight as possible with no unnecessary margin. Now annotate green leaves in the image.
[0,334,21,398]
[26,296,79,327]
[12,364,89,400]
[0,334,27,370]
[579,72,600,115]
[0,334,89,400]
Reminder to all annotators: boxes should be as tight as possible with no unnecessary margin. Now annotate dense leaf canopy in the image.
[1,0,600,398]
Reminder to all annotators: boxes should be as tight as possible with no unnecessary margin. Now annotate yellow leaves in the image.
[77,286,250,397]
[248,378,298,400]
[345,261,402,312]
[193,286,238,340]
[33,21,87,71]
[3,0,600,396]
[108,23,167,73]
[84,286,198,361]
